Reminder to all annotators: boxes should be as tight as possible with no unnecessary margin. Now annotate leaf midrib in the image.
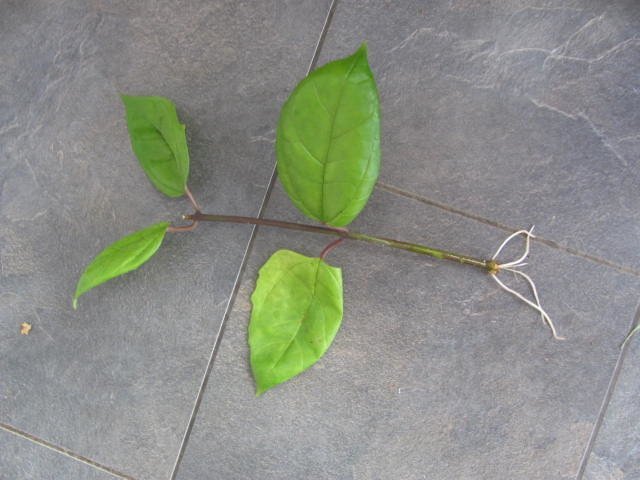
[146,114,183,194]
[319,56,360,221]
[75,225,166,298]
[267,260,322,374]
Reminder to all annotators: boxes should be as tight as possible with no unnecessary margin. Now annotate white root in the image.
[490,226,565,340]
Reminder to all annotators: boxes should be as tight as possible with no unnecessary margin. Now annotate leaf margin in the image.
[248,249,344,395]
[275,42,381,227]
[121,94,190,198]
[73,221,170,309]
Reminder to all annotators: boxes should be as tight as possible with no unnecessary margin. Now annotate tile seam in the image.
[0,423,135,480]
[575,301,640,479]
[167,2,338,479]
[377,182,640,277]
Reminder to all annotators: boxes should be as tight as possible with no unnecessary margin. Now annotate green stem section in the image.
[184,212,498,273]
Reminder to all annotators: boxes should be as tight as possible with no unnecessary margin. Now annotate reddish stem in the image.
[167,221,199,233]
[319,237,346,260]
[183,212,492,271]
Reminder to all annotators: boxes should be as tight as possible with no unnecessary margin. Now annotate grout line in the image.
[168,2,337,479]
[575,302,640,479]
[0,423,136,480]
[377,181,640,277]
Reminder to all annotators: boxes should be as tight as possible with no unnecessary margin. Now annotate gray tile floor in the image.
[1,1,638,479]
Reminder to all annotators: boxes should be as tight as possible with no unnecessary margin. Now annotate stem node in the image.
[487,260,500,275]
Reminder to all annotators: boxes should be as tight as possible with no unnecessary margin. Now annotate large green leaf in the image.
[73,222,169,309]
[276,43,381,227]
[249,249,343,395]
[121,95,189,197]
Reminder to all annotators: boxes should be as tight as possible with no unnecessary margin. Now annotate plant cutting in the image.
[73,44,562,395]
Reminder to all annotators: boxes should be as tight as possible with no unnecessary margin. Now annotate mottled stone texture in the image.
[317,0,640,271]
[0,1,330,479]
[1,0,639,479]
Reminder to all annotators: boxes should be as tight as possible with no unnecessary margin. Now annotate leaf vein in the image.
[331,111,375,140]
[267,261,322,373]
[320,56,361,220]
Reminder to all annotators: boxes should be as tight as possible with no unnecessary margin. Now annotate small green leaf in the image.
[249,249,343,395]
[276,43,380,227]
[121,95,189,197]
[73,222,169,309]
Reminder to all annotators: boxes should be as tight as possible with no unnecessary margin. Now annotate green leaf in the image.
[276,43,381,227]
[249,249,343,395]
[121,95,190,197]
[73,222,169,309]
